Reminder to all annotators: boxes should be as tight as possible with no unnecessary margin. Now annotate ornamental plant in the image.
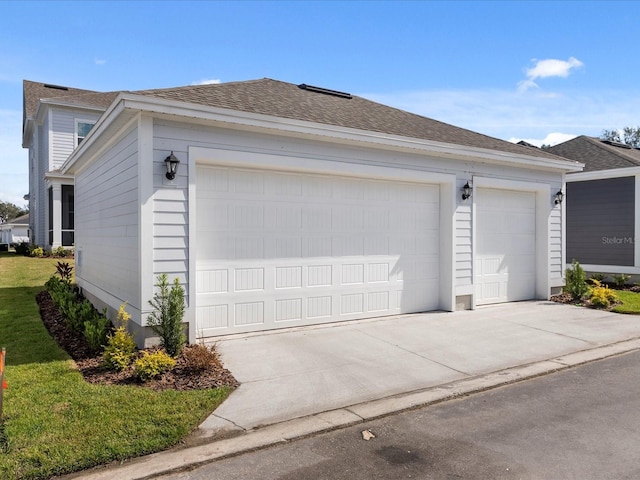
[565,260,589,300]
[589,279,618,309]
[102,303,137,371]
[147,274,186,357]
[133,349,176,382]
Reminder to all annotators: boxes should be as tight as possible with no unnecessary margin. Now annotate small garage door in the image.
[195,165,441,336]
[476,188,536,305]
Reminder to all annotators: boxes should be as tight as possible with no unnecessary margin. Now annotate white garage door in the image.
[476,188,536,305]
[195,165,440,336]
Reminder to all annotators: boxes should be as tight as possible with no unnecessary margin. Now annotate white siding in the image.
[549,193,564,281]
[36,125,47,245]
[152,120,565,308]
[75,126,140,311]
[50,109,102,170]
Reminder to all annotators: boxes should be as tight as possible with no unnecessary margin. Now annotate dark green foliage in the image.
[84,316,110,352]
[613,273,630,288]
[14,242,30,255]
[147,274,186,357]
[565,260,590,300]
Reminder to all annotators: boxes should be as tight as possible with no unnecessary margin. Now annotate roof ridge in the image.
[584,135,640,166]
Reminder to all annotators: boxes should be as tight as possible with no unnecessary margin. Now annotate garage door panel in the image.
[476,188,536,305]
[196,165,441,336]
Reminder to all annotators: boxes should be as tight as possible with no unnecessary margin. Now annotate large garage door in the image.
[476,188,536,305]
[196,165,440,336]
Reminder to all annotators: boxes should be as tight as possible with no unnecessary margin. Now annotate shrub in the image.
[55,261,73,284]
[613,273,630,288]
[103,304,137,371]
[181,344,222,373]
[590,273,606,283]
[589,280,618,309]
[14,242,30,255]
[147,274,186,357]
[565,260,590,300]
[84,316,110,352]
[30,246,44,257]
[133,349,176,382]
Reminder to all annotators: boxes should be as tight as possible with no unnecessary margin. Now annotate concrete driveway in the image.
[201,301,640,435]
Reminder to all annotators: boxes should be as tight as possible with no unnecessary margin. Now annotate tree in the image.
[0,201,27,223]
[601,127,640,148]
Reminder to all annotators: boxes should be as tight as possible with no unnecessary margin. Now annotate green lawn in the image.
[612,290,640,314]
[0,253,231,480]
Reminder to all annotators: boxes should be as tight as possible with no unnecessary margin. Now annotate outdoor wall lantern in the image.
[164,152,180,180]
[554,190,564,205]
[461,181,472,200]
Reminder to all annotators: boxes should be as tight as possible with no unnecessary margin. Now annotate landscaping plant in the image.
[133,349,176,381]
[613,273,630,288]
[565,260,590,300]
[103,304,137,371]
[147,274,186,357]
[589,280,618,308]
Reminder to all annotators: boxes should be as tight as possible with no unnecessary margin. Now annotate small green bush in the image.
[613,273,630,288]
[84,316,110,352]
[103,304,137,371]
[30,246,44,257]
[147,274,186,357]
[14,242,30,255]
[133,350,176,382]
[565,260,590,300]
[590,272,606,283]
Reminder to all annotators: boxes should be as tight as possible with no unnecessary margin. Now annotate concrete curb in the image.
[73,337,640,480]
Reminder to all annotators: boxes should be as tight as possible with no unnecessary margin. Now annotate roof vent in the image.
[43,83,69,91]
[298,84,352,99]
[602,139,632,149]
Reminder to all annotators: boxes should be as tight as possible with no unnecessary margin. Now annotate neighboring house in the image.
[547,136,640,275]
[0,213,30,244]
[24,78,582,345]
[22,81,119,248]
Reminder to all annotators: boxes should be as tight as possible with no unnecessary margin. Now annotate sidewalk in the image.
[76,301,640,479]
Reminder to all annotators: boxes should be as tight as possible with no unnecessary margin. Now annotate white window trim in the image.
[75,119,95,146]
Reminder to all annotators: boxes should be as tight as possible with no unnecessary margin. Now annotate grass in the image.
[612,290,640,314]
[0,253,232,480]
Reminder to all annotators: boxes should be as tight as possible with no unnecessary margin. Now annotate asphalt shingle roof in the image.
[547,136,640,172]
[134,78,565,161]
[24,78,574,163]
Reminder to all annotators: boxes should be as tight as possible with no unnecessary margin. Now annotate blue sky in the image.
[1,0,639,206]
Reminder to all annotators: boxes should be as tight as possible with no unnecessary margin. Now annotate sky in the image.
[1,0,640,207]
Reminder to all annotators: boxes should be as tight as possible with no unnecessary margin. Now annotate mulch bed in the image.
[36,290,238,392]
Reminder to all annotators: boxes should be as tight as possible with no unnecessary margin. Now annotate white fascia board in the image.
[116,94,584,173]
[567,167,640,182]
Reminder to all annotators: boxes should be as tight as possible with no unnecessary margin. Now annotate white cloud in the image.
[508,132,578,148]
[518,57,584,91]
[192,78,221,86]
[94,58,106,65]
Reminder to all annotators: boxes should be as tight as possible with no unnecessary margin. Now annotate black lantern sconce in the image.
[164,152,180,180]
[461,181,472,200]
[554,190,564,205]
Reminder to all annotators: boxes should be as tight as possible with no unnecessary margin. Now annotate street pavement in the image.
[159,349,640,480]
[72,301,640,479]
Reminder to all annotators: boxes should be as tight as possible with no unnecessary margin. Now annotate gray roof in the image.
[1,213,29,226]
[134,78,566,161]
[23,80,119,131]
[547,136,640,172]
[24,78,574,163]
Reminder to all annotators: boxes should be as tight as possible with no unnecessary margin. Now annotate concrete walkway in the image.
[77,301,640,479]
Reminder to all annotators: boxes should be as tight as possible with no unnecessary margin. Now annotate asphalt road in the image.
[160,350,640,479]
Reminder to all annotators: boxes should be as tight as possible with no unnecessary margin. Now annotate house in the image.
[547,136,640,275]
[0,213,29,245]
[22,81,119,248]
[23,78,582,345]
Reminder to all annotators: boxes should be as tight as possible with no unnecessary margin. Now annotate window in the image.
[76,120,94,146]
